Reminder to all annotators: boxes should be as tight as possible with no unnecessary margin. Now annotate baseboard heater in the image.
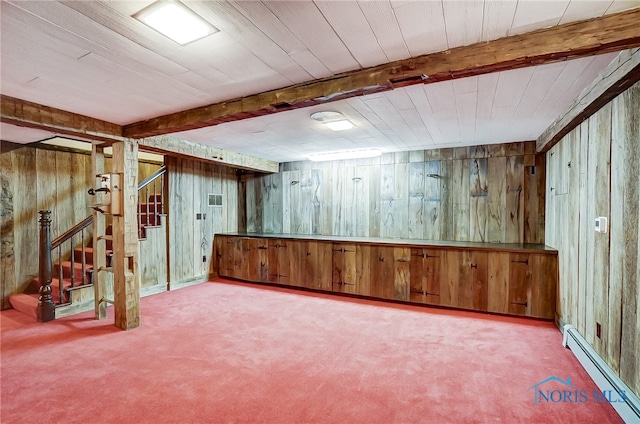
[562,324,640,423]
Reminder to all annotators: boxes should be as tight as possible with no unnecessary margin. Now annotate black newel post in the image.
[37,210,55,322]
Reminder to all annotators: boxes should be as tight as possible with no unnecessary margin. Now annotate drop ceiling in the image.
[1,0,638,163]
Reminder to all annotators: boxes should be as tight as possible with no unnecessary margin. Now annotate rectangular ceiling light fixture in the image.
[325,120,354,131]
[307,148,382,162]
[134,0,219,45]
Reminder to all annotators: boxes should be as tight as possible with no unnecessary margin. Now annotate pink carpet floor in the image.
[1,279,623,423]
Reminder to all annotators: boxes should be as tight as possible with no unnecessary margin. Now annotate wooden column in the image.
[112,140,140,330]
[92,145,108,320]
[37,210,55,322]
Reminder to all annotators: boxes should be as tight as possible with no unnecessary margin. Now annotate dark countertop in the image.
[215,232,557,254]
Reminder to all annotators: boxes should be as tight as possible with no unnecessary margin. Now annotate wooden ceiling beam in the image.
[537,48,640,152]
[1,95,124,144]
[123,7,640,139]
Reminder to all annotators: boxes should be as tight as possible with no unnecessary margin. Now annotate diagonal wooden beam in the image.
[537,48,640,152]
[1,95,279,172]
[1,95,123,143]
[138,136,279,173]
[123,7,640,139]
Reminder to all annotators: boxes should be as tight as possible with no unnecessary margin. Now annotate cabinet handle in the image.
[258,246,268,250]
[396,258,409,263]
[306,252,312,256]
[511,301,528,307]
[470,263,478,269]
[511,259,529,265]
[379,257,385,262]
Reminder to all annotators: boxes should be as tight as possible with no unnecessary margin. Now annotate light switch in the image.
[595,217,608,233]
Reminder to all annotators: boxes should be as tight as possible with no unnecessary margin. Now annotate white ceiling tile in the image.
[510,0,570,35]
[358,0,410,62]
[314,1,389,68]
[392,1,448,56]
[443,0,485,48]
[262,1,360,74]
[481,1,518,41]
[560,0,612,23]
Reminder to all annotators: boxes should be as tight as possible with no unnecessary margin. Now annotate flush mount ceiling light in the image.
[307,148,382,162]
[134,0,219,45]
[310,111,355,131]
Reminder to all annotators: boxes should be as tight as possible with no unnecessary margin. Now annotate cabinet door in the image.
[487,252,510,314]
[507,253,557,319]
[213,235,225,277]
[286,240,303,287]
[409,248,442,305]
[529,254,557,320]
[470,251,489,312]
[301,241,333,291]
[355,245,371,296]
[218,236,238,278]
[508,253,532,316]
[332,244,357,294]
[369,246,395,300]
[393,248,411,301]
[243,238,268,282]
[441,250,487,310]
[267,239,290,285]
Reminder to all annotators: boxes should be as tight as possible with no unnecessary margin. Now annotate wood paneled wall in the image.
[165,156,238,286]
[0,146,162,309]
[246,142,545,244]
[546,81,640,396]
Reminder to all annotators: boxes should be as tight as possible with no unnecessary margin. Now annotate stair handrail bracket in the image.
[37,210,55,322]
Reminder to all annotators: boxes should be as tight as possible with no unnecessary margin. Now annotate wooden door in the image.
[243,238,268,282]
[213,235,225,277]
[509,253,532,316]
[487,252,510,314]
[394,248,411,301]
[529,254,557,319]
[301,241,333,291]
[217,236,238,278]
[332,243,357,294]
[267,239,290,285]
[470,251,489,312]
[369,245,395,300]
[409,248,442,305]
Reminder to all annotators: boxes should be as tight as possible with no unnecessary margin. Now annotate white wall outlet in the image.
[595,217,608,233]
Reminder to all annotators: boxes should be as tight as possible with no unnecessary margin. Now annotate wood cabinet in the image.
[331,243,357,294]
[213,234,558,319]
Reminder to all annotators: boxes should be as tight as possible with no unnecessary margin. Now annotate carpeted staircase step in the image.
[54,261,93,285]
[138,202,163,213]
[74,246,112,267]
[8,294,39,319]
[147,194,162,203]
[32,277,89,303]
[138,212,161,227]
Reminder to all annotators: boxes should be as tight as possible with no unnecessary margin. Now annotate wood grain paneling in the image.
[546,81,640,397]
[247,141,544,244]
[166,156,239,287]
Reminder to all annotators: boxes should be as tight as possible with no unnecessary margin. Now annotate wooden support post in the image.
[37,210,55,322]
[92,145,108,320]
[112,140,140,330]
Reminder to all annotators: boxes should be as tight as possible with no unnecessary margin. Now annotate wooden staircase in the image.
[8,192,165,319]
